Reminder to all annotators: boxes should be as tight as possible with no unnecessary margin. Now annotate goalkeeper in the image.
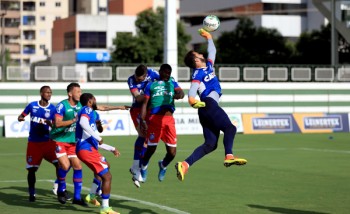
[175,29,247,181]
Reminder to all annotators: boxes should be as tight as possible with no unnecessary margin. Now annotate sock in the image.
[101,194,110,208]
[91,178,101,194]
[27,171,36,196]
[73,169,82,200]
[134,136,145,160]
[132,160,140,170]
[57,168,69,193]
[141,163,148,170]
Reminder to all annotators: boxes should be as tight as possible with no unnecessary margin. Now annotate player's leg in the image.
[69,151,87,206]
[175,108,220,181]
[158,116,177,181]
[129,109,146,187]
[140,115,162,182]
[26,142,44,202]
[203,98,247,166]
[85,174,102,206]
[100,171,119,214]
[55,142,71,204]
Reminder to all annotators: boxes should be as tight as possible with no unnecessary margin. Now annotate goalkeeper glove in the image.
[198,28,212,40]
[191,100,206,109]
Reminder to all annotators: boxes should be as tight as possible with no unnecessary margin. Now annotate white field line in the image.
[0,179,190,214]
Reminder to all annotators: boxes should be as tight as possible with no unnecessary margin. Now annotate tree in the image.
[292,24,350,64]
[215,17,292,64]
[111,8,191,65]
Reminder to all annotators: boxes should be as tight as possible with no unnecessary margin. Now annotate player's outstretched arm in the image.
[97,105,131,111]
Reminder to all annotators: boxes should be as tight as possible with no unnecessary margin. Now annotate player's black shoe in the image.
[64,190,72,201]
[29,195,36,202]
[57,191,66,204]
[72,198,88,207]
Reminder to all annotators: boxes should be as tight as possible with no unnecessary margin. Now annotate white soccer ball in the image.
[203,15,220,32]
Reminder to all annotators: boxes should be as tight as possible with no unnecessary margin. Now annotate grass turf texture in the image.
[0,133,349,214]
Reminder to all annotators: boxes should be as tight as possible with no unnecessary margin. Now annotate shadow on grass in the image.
[247,204,330,214]
[0,186,160,214]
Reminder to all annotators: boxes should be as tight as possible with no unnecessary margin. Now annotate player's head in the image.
[159,64,172,82]
[80,93,97,110]
[40,85,52,102]
[134,64,148,83]
[184,50,206,69]
[67,82,81,103]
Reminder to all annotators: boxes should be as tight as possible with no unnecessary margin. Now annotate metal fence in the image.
[1,65,350,82]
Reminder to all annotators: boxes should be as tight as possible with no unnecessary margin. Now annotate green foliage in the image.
[292,24,350,64]
[111,8,191,65]
[216,17,292,64]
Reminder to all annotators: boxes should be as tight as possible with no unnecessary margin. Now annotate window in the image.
[40,2,45,7]
[39,44,45,49]
[79,32,106,48]
[39,30,46,36]
[64,32,76,50]
[40,16,45,21]
[55,2,61,7]
[55,16,61,20]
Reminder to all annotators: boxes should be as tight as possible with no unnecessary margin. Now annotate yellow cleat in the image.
[175,162,188,181]
[85,194,100,207]
[100,207,120,214]
[224,158,247,167]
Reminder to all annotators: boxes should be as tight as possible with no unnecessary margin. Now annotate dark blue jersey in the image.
[127,68,160,108]
[21,101,55,142]
[191,61,222,100]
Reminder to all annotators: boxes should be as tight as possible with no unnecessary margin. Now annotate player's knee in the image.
[203,143,217,153]
[224,123,236,135]
[102,172,112,182]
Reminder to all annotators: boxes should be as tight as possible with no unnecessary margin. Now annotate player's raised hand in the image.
[198,28,212,40]
[191,100,206,109]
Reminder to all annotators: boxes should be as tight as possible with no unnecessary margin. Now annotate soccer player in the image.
[18,85,58,202]
[175,29,248,181]
[140,63,184,182]
[127,64,159,187]
[50,82,86,206]
[76,93,121,214]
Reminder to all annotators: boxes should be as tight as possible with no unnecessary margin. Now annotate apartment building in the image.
[0,0,69,65]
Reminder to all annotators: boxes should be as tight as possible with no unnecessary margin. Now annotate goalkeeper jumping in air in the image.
[175,28,247,181]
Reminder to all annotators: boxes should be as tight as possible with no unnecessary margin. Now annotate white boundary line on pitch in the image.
[0,179,190,214]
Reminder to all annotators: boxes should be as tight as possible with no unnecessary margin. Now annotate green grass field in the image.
[0,133,349,214]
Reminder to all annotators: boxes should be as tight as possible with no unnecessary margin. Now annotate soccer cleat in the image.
[64,190,72,201]
[57,191,66,204]
[72,198,88,207]
[52,182,58,195]
[158,160,167,182]
[224,155,247,167]
[175,161,188,181]
[29,195,36,202]
[140,167,148,183]
[96,189,102,197]
[129,168,143,188]
[100,206,120,214]
[85,194,100,207]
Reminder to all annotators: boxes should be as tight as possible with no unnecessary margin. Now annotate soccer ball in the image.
[203,15,220,32]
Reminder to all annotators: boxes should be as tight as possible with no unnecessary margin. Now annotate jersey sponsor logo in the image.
[44,109,51,118]
[204,72,216,82]
[84,108,92,114]
[149,132,155,141]
[30,116,46,124]
[56,103,64,113]
[192,70,199,79]
[56,145,62,153]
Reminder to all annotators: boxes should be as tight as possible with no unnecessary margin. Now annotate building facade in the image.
[179,0,326,46]
[0,0,69,65]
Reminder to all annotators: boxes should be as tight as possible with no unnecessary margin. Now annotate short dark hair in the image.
[40,85,50,93]
[184,50,196,69]
[159,63,172,73]
[80,93,94,106]
[67,82,80,93]
[135,64,147,77]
